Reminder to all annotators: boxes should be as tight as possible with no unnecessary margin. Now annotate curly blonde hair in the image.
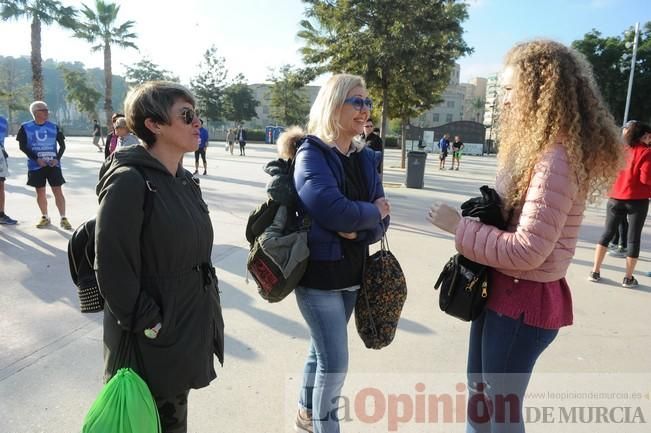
[497,40,622,209]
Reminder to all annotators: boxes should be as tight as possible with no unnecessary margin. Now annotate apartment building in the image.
[410,64,487,128]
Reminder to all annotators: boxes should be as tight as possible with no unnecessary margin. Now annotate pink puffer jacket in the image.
[455,144,586,282]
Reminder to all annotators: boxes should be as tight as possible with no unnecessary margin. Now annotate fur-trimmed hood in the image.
[276,126,366,161]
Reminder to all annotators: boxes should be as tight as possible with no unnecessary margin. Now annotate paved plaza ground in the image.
[0,137,650,433]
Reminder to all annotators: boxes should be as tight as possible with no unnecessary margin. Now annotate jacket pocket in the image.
[143,281,178,348]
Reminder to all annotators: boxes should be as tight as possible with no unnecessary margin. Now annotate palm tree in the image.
[74,0,136,127]
[471,97,485,123]
[1,0,76,101]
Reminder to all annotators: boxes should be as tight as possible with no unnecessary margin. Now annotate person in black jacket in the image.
[236,125,247,156]
[95,82,224,433]
[289,74,390,433]
[361,119,383,173]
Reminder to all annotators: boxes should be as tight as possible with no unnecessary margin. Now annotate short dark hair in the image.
[623,121,651,146]
[124,81,195,146]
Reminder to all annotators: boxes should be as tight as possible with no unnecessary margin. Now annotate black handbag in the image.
[433,185,507,322]
[434,254,488,322]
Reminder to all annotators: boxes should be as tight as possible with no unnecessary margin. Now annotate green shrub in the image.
[246,129,267,142]
[385,136,399,148]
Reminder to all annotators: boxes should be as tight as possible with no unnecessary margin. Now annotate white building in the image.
[483,73,500,141]
[247,84,320,129]
[462,77,487,123]
[410,64,487,128]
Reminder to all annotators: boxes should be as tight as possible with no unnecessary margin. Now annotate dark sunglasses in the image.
[344,97,372,111]
[177,107,197,125]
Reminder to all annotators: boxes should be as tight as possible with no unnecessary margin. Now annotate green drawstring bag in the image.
[82,367,161,433]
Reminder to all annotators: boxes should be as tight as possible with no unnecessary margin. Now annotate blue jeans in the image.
[295,287,358,433]
[466,309,559,433]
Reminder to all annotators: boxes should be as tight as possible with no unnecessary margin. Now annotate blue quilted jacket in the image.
[293,135,389,261]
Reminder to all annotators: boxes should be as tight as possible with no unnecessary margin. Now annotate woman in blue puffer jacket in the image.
[288,74,390,433]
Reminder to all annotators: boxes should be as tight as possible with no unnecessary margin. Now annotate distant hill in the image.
[0,56,127,130]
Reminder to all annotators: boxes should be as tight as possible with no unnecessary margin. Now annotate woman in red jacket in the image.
[590,120,651,287]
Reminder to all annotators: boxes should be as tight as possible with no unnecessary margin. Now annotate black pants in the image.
[611,218,629,248]
[155,390,190,433]
[239,141,246,155]
[598,198,649,258]
[194,148,206,165]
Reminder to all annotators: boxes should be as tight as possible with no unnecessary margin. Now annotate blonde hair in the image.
[497,40,622,208]
[113,117,128,129]
[307,73,366,150]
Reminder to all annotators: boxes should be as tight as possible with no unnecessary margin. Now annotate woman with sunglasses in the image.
[94,81,225,433]
[589,120,651,288]
[285,74,389,433]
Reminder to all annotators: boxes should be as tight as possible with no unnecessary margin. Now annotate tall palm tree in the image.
[1,0,76,101]
[74,0,136,127]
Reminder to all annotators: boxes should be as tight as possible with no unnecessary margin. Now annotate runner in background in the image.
[450,135,464,171]
[194,119,209,175]
[0,115,17,225]
[17,101,72,230]
[92,119,103,152]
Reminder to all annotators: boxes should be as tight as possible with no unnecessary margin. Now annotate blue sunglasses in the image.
[344,96,373,111]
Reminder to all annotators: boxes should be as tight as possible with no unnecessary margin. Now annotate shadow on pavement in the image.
[0,229,75,306]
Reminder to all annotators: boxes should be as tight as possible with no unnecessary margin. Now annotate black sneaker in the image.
[622,277,638,288]
[0,214,17,225]
[588,272,601,282]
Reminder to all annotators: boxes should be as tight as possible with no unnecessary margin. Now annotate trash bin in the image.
[405,151,427,189]
[273,126,285,143]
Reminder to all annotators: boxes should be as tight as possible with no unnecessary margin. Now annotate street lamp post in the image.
[623,22,640,126]
[487,100,497,153]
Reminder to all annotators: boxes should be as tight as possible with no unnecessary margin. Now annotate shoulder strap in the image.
[132,165,156,224]
[113,165,156,375]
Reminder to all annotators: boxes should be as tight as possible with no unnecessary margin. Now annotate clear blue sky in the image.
[0,0,648,85]
[459,0,649,81]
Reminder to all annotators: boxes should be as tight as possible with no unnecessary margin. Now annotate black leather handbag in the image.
[433,185,507,322]
[434,254,488,322]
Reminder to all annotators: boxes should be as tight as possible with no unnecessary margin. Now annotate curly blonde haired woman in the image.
[427,40,621,433]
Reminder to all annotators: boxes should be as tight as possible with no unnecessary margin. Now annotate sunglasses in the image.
[177,107,197,125]
[35,108,49,112]
[344,97,372,111]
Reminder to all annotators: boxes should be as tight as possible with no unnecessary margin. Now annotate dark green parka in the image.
[95,145,224,398]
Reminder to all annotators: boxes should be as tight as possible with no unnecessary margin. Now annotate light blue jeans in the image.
[295,286,358,433]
